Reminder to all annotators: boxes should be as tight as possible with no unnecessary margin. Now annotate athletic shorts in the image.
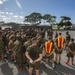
[46,53,54,60]
[55,48,63,54]
[29,61,40,70]
[67,52,74,58]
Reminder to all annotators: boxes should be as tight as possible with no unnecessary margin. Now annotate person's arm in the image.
[25,51,32,60]
[33,54,43,63]
[55,42,59,51]
[68,47,74,54]
[25,51,33,63]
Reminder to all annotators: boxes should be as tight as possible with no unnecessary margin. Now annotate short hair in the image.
[48,36,52,40]
[32,37,39,43]
[66,31,69,34]
[59,33,62,35]
[71,38,74,42]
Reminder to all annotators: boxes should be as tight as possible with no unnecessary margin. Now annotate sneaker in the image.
[44,64,49,68]
[52,66,56,70]
[14,61,17,64]
[65,62,69,65]
[5,59,8,62]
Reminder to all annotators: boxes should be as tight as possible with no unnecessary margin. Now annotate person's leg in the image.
[19,56,24,71]
[13,53,17,63]
[59,54,61,64]
[50,54,55,68]
[55,54,59,64]
[51,58,55,68]
[29,67,33,75]
[71,57,74,65]
[35,62,40,75]
[1,54,5,61]
[45,58,48,64]
[45,58,49,68]
[65,52,70,64]
[65,57,70,64]
[35,69,40,75]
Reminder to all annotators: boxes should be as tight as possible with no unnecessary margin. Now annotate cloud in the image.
[0,0,7,4]
[16,0,22,9]
[9,12,13,15]
[0,11,24,23]
[6,12,9,14]
[3,17,10,22]
[0,11,5,14]
[13,15,19,18]
[19,16,24,19]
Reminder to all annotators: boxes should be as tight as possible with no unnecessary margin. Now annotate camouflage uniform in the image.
[13,40,23,69]
[0,41,5,55]
[66,34,71,47]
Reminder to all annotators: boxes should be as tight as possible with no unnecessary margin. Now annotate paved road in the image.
[0,31,75,75]
[0,50,75,75]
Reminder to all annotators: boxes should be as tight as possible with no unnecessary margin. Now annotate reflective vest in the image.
[57,36,64,48]
[45,41,53,54]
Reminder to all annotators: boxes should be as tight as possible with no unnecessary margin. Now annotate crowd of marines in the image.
[0,28,75,75]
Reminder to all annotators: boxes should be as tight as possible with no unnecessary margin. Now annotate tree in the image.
[6,22,21,29]
[24,12,42,25]
[43,14,56,28]
[61,16,71,22]
[43,14,51,25]
[58,16,72,29]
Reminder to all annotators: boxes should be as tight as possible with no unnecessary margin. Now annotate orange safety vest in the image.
[57,36,64,48]
[45,41,53,54]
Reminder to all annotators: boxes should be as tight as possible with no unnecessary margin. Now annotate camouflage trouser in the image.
[66,41,69,47]
[16,54,23,69]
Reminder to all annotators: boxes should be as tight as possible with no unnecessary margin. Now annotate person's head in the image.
[59,32,62,36]
[66,31,69,35]
[70,38,74,43]
[48,36,52,41]
[27,36,32,41]
[16,35,21,41]
[32,38,39,46]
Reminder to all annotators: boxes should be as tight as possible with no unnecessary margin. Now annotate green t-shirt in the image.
[27,45,42,60]
[68,43,75,52]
